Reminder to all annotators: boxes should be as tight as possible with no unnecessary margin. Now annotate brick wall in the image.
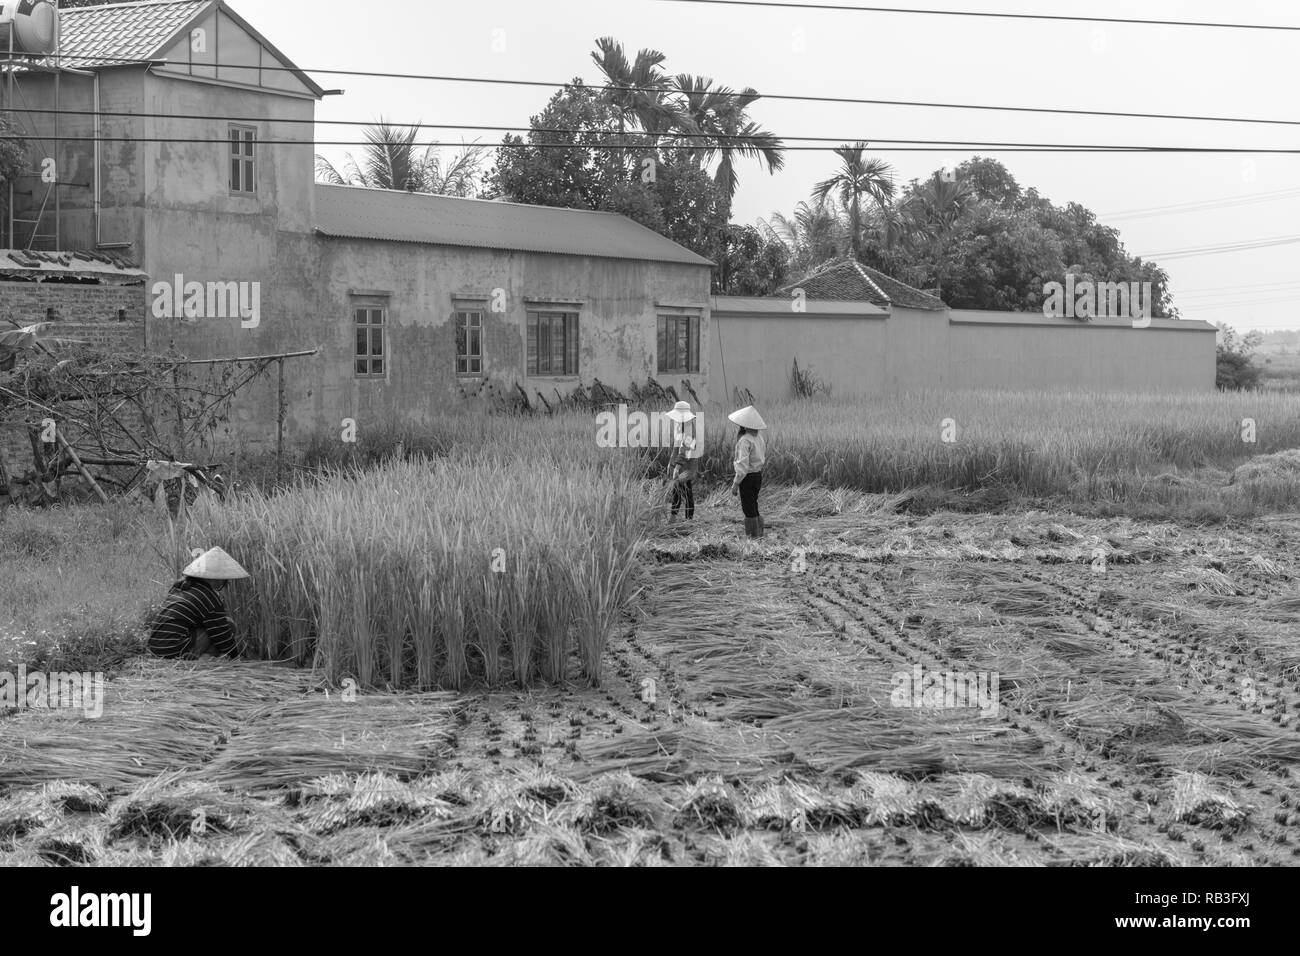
[1,279,148,491]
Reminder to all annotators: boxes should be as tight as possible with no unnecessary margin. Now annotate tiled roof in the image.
[59,0,210,69]
[780,257,947,311]
[56,1,325,96]
[314,184,715,267]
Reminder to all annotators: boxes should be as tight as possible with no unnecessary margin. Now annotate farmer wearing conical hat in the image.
[147,547,249,659]
[665,400,699,522]
[729,405,767,538]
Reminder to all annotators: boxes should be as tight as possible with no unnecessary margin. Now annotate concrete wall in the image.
[264,240,712,443]
[712,303,1217,400]
[710,308,888,399]
[947,310,1216,392]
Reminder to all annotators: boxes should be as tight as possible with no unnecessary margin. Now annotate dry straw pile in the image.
[174,421,652,689]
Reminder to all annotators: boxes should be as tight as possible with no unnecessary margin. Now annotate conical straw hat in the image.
[183,546,250,580]
[727,405,767,430]
[665,400,695,423]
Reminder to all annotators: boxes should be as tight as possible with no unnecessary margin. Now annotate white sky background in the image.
[246,0,1300,331]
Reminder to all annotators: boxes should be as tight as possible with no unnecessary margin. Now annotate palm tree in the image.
[314,120,487,197]
[813,144,896,260]
[761,199,847,277]
[904,172,977,292]
[589,38,679,171]
[671,74,784,213]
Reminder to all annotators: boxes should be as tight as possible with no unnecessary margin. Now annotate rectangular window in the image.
[230,125,256,194]
[657,314,699,374]
[354,306,386,377]
[526,310,579,376]
[455,309,483,375]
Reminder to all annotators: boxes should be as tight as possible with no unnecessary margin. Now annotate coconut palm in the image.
[314,120,487,197]
[902,172,977,292]
[909,172,976,243]
[813,144,896,260]
[589,38,680,170]
[761,199,848,277]
[671,74,784,212]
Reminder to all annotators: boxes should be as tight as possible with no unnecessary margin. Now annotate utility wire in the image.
[2,134,1299,154]
[1101,187,1300,220]
[7,106,1300,153]
[9,134,1300,153]
[1140,235,1300,259]
[20,53,1300,128]
[653,0,1300,32]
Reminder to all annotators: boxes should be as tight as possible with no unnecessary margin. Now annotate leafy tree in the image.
[1215,324,1264,391]
[488,42,784,283]
[714,224,790,295]
[315,120,487,197]
[486,81,622,209]
[0,115,26,192]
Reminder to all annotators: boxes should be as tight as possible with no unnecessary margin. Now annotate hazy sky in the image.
[250,0,1300,331]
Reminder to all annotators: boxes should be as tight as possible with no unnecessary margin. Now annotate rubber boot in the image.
[755,516,765,538]
[744,517,759,538]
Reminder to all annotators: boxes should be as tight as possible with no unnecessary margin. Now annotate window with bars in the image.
[657,314,700,374]
[230,125,256,194]
[526,310,579,376]
[354,306,386,377]
[455,309,483,375]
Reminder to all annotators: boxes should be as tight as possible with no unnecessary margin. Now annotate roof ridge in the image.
[315,182,630,218]
[851,260,891,304]
[62,0,207,12]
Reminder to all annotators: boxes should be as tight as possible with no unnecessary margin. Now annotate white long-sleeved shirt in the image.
[733,432,766,483]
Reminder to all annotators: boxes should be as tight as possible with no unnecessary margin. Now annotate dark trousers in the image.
[739,472,762,518]
[671,480,695,519]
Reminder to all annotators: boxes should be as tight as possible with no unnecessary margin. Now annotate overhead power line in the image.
[6,106,1300,153]
[0,135,1239,152]
[1101,187,1300,220]
[21,54,1300,128]
[654,0,1300,32]
[1140,235,1300,260]
[4,133,1300,154]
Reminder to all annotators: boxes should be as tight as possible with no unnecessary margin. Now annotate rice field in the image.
[4,392,1300,866]
[697,390,1300,507]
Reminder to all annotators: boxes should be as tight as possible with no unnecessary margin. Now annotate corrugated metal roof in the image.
[58,0,210,69]
[314,184,714,267]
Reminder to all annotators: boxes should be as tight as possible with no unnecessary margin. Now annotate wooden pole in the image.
[0,443,11,504]
[276,356,285,482]
[56,430,110,504]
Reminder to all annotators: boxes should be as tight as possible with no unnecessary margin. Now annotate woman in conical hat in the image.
[664,401,699,522]
[728,406,767,538]
[148,547,250,660]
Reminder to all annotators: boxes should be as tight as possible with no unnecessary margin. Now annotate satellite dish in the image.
[0,1,60,56]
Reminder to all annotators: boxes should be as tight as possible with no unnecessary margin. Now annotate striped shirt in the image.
[147,578,239,659]
[733,432,766,482]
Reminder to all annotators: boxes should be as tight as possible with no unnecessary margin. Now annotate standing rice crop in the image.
[178,416,652,689]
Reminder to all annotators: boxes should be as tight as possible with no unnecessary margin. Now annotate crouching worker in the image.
[665,400,700,521]
[148,547,249,659]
